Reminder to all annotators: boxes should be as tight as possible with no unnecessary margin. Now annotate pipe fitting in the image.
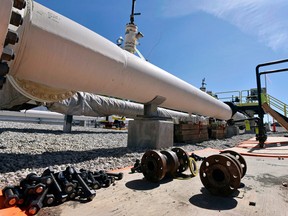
[141,148,197,182]
[199,150,247,196]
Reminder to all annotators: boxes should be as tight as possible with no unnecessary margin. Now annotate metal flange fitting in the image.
[140,147,197,182]
[0,0,74,100]
[0,0,26,89]
[141,150,168,182]
[199,150,247,196]
[171,147,190,173]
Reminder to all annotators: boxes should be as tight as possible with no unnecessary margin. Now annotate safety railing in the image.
[215,89,265,106]
[265,94,288,117]
[215,89,287,117]
[214,90,241,102]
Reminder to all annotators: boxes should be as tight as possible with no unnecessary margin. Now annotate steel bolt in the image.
[3,186,19,207]
[87,172,101,190]
[106,172,124,180]
[57,171,75,194]
[1,48,15,61]
[13,0,26,10]
[26,188,49,215]
[13,186,24,205]
[44,194,55,206]
[26,173,53,185]
[68,167,96,200]
[28,206,38,215]
[0,63,9,76]
[10,11,23,27]
[5,30,19,45]
[35,184,45,194]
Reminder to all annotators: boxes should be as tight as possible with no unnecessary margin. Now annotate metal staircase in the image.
[265,94,288,118]
[262,102,288,131]
[215,58,288,147]
[262,93,288,131]
[216,90,288,129]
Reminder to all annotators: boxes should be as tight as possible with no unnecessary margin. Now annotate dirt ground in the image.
[36,148,288,216]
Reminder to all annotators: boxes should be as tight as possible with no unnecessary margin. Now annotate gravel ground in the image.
[0,121,258,188]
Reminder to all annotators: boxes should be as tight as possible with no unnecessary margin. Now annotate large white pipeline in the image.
[0,0,245,121]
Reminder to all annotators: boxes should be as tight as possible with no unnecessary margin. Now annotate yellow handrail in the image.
[215,90,287,117]
[215,89,259,106]
[265,94,288,117]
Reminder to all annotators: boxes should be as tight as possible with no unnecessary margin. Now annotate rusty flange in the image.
[171,147,190,173]
[141,150,167,182]
[220,153,243,179]
[141,148,199,182]
[199,153,242,196]
[160,150,180,176]
[220,150,247,177]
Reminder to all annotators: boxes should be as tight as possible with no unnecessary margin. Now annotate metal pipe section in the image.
[1,0,245,121]
[0,110,96,121]
[45,92,206,123]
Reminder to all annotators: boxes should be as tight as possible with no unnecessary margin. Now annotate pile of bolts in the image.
[2,166,123,215]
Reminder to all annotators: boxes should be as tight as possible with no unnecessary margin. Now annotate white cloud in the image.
[162,0,288,51]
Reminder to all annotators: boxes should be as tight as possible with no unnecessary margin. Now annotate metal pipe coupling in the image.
[141,147,197,182]
[199,150,247,196]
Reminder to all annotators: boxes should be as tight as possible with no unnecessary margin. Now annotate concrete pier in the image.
[127,119,174,149]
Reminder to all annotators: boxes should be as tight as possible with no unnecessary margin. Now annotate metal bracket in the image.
[143,95,166,117]
[135,95,170,120]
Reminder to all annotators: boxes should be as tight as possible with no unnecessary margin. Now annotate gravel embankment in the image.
[0,121,257,188]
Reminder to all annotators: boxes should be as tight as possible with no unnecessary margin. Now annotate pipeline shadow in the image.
[189,187,238,210]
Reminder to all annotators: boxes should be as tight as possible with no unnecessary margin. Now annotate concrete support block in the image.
[226,125,239,138]
[128,119,174,149]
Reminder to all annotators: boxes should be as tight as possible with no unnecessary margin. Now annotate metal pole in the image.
[130,0,136,24]
[256,65,266,147]
[255,58,288,147]
[63,114,73,133]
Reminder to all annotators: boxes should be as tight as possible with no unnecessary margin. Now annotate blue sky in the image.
[36,0,288,104]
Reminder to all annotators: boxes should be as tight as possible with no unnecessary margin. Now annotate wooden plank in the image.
[175,124,200,130]
[174,128,200,134]
[211,129,225,139]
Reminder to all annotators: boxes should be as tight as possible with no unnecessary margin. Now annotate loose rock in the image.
[0,121,257,188]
